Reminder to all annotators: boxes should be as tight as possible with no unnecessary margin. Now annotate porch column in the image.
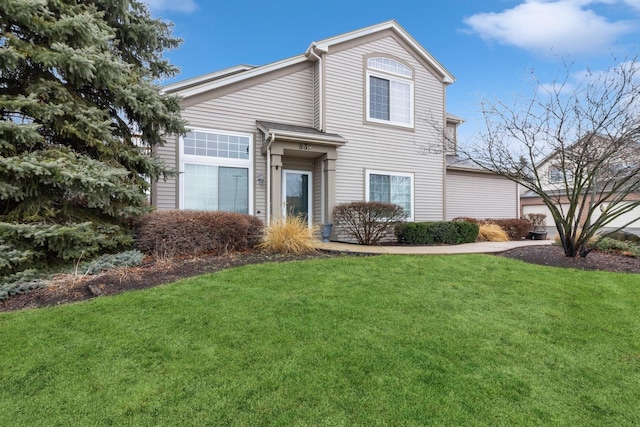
[322,150,337,226]
[270,153,283,223]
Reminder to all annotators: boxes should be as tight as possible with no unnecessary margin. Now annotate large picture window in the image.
[366,170,414,220]
[180,129,252,214]
[366,57,414,127]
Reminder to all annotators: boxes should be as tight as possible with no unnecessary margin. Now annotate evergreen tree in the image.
[0,0,185,278]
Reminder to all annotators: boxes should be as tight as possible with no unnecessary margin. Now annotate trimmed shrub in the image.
[258,216,319,255]
[453,217,531,240]
[333,202,405,245]
[456,221,480,243]
[477,224,510,242]
[134,210,264,259]
[396,221,479,245]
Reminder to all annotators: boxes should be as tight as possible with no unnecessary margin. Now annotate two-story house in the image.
[154,20,519,237]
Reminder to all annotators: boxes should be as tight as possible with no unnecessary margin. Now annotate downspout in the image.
[307,43,324,131]
[266,132,275,226]
[307,44,325,223]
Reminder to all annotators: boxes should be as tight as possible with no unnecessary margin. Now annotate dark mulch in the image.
[0,251,343,313]
[498,245,640,274]
[1,245,638,313]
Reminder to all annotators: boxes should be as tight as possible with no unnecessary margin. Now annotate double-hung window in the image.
[180,129,252,214]
[366,170,414,220]
[366,57,414,127]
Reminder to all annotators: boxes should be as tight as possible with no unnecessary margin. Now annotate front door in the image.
[282,169,312,226]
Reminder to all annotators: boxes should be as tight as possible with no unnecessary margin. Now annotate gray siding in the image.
[446,170,518,220]
[313,61,320,129]
[157,65,315,219]
[154,134,178,210]
[324,34,447,221]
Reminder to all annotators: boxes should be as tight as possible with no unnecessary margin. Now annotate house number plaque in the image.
[298,143,311,151]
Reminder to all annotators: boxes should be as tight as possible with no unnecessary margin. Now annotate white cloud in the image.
[464,0,637,56]
[144,0,197,13]
[622,0,640,10]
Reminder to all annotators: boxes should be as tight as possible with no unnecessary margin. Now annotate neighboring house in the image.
[155,20,518,238]
[521,134,640,234]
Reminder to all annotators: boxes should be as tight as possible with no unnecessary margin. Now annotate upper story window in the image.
[366,57,414,128]
[548,166,573,184]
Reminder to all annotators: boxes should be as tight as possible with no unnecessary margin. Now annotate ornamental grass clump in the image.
[258,216,319,255]
[477,223,510,242]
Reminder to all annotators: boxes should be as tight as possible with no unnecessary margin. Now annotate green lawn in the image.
[1,255,639,426]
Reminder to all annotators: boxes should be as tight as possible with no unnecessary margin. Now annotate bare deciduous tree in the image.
[463,57,640,257]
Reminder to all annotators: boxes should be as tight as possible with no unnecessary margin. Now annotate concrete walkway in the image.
[316,239,553,255]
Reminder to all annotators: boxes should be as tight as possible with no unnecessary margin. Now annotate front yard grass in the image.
[1,254,639,425]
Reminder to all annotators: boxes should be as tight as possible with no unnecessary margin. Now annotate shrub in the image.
[0,222,130,283]
[477,224,510,242]
[489,219,531,240]
[333,202,405,245]
[456,221,480,243]
[396,221,479,245]
[83,250,145,275]
[524,213,547,231]
[453,217,530,240]
[134,210,264,259]
[0,269,42,301]
[595,237,640,257]
[606,230,640,243]
[257,216,319,255]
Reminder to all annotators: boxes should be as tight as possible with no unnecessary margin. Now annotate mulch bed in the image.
[1,245,638,313]
[497,245,640,274]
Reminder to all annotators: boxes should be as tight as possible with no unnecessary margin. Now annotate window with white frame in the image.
[180,129,252,214]
[548,166,572,184]
[366,170,414,220]
[366,57,414,127]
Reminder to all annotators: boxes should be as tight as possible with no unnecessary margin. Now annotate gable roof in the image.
[164,20,455,99]
[307,20,455,84]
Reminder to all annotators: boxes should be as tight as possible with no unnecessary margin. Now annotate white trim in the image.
[366,70,414,128]
[179,127,253,214]
[282,169,313,227]
[312,20,454,84]
[365,169,415,221]
[164,20,455,100]
[367,57,412,77]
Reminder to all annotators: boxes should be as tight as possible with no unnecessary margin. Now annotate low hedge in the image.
[135,210,264,258]
[396,221,479,245]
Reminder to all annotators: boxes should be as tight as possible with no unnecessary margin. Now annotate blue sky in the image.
[144,0,640,142]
